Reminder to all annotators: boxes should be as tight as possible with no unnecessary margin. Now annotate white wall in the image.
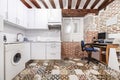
[3,23,61,42]
[25,29,61,41]
[3,23,25,43]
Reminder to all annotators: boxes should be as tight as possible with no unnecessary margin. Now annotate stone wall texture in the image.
[96,0,120,33]
[85,0,120,42]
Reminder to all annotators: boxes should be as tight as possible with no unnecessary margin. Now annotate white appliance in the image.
[4,43,30,80]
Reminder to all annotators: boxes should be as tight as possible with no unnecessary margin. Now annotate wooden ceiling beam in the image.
[91,0,100,9]
[83,0,91,9]
[98,0,114,10]
[59,0,63,9]
[98,0,113,10]
[41,0,48,8]
[20,0,32,8]
[75,0,81,9]
[49,0,56,8]
[98,0,109,10]
[30,0,41,8]
[62,9,99,17]
[68,0,72,9]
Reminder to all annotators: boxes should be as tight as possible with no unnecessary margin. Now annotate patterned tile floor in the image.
[13,59,120,80]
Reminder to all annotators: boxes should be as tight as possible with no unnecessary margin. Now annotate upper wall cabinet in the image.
[8,0,17,24]
[28,9,35,29]
[35,9,48,29]
[22,7,28,28]
[28,9,48,29]
[48,9,62,23]
[0,0,7,20]
[7,0,28,28]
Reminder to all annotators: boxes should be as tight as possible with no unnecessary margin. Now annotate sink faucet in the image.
[16,33,23,42]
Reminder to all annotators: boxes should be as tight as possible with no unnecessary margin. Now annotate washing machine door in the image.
[12,53,21,65]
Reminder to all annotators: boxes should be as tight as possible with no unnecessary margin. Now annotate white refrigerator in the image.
[0,15,4,80]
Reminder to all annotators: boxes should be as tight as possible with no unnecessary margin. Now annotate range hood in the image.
[48,23,61,30]
[48,22,61,30]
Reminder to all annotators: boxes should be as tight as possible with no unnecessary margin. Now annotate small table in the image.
[86,43,119,64]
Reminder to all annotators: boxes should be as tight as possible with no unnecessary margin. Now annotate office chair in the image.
[81,40,98,63]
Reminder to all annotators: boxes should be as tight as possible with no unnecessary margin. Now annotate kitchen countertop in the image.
[4,41,62,44]
[31,41,62,43]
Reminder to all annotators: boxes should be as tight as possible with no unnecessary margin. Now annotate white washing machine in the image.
[4,43,30,80]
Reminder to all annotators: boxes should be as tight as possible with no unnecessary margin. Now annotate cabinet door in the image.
[22,7,28,28]
[8,0,17,24]
[46,43,61,59]
[28,9,35,29]
[48,9,62,23]
[35,9,48,29]
[0,0,7,20]
[31,43,46,59]
[16,0,24,26]
[24,43,30,62]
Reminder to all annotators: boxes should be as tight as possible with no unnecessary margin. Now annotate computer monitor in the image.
[98,32,106,39]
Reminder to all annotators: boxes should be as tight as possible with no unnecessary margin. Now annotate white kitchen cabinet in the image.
[35,9,48,29]
[24,43,30,62]
[22,7,28,28]
[0,0,8,20]
[28,9,35,29]
[8,0,17,24]
[16,0,24,26]
[31,42,61,60]
[46,42,61,59]
[48,9,62,23]
[31,43,46,59]
[7,0,28,28]
[28,9,48,29]
[18,2,28,28]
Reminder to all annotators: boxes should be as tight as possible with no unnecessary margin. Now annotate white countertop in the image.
[4,40,61,44]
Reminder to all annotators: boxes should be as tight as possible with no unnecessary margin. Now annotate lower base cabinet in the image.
[46,43,61,59]
[31,43,46,59]
[31,42,61,60]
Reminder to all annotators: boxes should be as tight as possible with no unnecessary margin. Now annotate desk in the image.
[86,43,119,64]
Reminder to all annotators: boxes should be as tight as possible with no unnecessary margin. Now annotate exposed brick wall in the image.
[85,31,98,43]
[61,42,87,59]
